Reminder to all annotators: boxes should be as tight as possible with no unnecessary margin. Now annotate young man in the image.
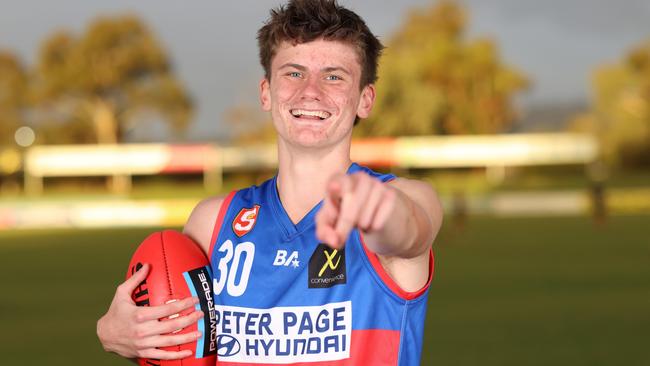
[98,0,443,364]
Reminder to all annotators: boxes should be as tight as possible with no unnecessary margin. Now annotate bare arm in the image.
[182,196,224,254]
[315,173,443,292]
[96,197,223,360]
[370,178,442,292]
[364,178,442,258]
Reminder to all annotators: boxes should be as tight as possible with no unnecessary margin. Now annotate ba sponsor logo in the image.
[232,205,260,237]
[308,244,346,288]
[273,250,300,268]
[217,334,241,357]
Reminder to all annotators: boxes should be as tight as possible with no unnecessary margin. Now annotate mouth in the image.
[290,109,332,121]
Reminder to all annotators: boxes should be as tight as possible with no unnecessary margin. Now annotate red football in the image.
[126,230,217,366]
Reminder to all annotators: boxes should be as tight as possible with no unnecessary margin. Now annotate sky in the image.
[1,0,649,141]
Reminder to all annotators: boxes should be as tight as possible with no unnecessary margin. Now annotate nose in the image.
[299,76,324,101]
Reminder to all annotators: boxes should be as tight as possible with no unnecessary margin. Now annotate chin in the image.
[284,119,331,145]
[277,113,352,148]
[288,131,331,148]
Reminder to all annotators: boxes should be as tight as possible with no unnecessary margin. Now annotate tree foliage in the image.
[225,104,276,144]
[0,51,28,145]
[571,39,650,167]
[357,0,529,137]
[32,14,193,144]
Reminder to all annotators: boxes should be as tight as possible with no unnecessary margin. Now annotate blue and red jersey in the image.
[208,163,433,365]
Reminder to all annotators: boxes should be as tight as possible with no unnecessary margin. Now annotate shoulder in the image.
[183,196,226,255]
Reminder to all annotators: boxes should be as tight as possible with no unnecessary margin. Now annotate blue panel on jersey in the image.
[208,163,429,365]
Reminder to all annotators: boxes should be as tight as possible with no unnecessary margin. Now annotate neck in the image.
[276,139,352,224]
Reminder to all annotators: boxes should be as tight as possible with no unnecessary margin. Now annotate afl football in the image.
[127,230,217,366]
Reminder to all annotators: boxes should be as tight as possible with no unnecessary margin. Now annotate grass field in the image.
[0,215,648,365]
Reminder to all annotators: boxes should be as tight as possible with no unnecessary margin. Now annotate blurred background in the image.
[1,0,648,365]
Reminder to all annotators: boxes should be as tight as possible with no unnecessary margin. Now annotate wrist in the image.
[96,315,113,353]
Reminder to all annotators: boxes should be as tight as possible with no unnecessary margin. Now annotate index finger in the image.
[118,263,150,297]
[326,174,348,205]
[315,198,340,247]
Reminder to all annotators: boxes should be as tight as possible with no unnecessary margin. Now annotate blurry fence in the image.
[1,133,612,230]
[20,133,598,195]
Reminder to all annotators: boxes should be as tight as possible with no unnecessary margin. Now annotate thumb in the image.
[119,262,150,297]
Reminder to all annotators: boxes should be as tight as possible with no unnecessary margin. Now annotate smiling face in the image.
[260,39,375,149]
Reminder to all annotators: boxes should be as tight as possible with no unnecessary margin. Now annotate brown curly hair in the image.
[257,0,383,89]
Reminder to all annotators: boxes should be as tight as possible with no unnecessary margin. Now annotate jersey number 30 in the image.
[213,240,255,296]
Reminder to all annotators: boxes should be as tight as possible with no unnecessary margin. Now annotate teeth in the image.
[290,109,331,119]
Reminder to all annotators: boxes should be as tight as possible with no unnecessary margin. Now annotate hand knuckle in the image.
[386,188,396,199]
[134,310,147,323]
[170,317,186,330]
[133,327,147,339]
[183,315,198,327]
[156,337,170,347]
[164,321,183,333]
[138,349,152,358]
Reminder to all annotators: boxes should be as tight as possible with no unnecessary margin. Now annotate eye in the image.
[326,75,342,81]
[287,71,302,78]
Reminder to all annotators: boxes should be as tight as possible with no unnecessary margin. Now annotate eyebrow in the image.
[279,63,307,71]
[322,66,351,76]
[278,63,351,75]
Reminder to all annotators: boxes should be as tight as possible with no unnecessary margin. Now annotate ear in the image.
[356,84,376,119]
[259,78,271,111]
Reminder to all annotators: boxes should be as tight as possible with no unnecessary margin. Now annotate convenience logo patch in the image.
[308,244,346,288]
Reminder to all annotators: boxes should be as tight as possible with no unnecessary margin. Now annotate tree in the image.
[357,0,529,137]
[33,14,193,144]
[224,104,276,144]
[570,39,650,167]
[0,50,28,145]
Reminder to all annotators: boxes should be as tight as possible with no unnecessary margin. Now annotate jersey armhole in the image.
[358,232,434,301]
[207,190,236,260]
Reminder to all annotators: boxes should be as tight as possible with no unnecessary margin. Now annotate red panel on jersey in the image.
[208,191,236,259]
[359,232,434,301]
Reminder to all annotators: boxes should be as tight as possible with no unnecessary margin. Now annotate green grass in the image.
[422,215,650,366]
[0,216,648,365]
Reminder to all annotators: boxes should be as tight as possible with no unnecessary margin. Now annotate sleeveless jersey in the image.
[208,163,434,365]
